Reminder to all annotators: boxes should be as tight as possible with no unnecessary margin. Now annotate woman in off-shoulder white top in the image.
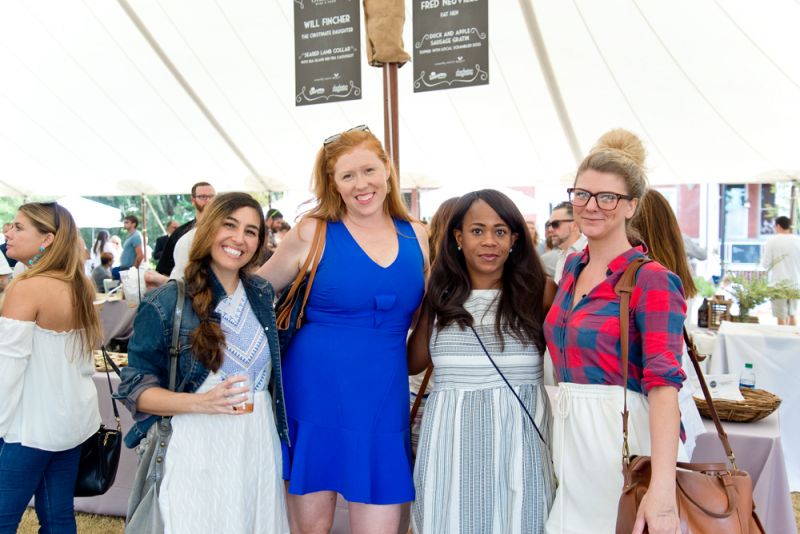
[0,202,102,534]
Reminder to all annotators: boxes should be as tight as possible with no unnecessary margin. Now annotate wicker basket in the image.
[694,388,781,423]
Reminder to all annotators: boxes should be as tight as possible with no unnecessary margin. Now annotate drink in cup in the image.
[233,375,254,413]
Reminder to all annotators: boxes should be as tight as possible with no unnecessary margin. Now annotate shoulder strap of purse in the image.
[276,219,326,330]
[295,221,326,329]
[615,257,649,466]
[100,346,122,431]
[469,325,548,447]
[169,278,185,392]
[409,365,433,425]
[616,258,738,469]
[683,329,737,468]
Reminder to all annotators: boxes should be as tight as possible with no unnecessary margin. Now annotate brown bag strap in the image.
[616,257,738,469]
[615,257,649,465]
[276,219,326,330]
[409,365,434,425]
[683,329,737,468]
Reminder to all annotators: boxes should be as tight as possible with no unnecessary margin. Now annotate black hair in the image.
[426,189,546,353]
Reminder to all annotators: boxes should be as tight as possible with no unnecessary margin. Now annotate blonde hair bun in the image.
[593,128,646,167]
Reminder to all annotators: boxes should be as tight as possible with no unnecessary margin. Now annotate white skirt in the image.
[545,383,688,534]
[159,379,289,534]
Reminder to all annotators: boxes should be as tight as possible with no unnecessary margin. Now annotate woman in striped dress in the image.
[408,190,556,533]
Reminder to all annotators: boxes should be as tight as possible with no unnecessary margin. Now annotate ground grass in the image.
[793,492,799,531]
[19,509,124,534]
[18,493,800,532]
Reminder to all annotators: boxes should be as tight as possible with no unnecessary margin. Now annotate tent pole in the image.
[719,184,727,278]
[143,195,166,235]
[383,63,400,173]
[517,0,582,164]
[140,194,147,263]
[382,63,413,216]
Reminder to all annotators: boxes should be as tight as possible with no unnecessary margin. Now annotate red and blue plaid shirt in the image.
[544,246,687,394]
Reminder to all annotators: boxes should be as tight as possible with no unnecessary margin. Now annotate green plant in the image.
[727,272,800,319]
[693,276,717,299]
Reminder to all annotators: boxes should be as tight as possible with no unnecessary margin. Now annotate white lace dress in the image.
[412,290,556,533]
[159,282,289,534]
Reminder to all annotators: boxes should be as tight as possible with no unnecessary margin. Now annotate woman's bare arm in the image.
[407,303,433,375]
[256,218,318,294]
[633,386,681,534]
[137,375,250,416]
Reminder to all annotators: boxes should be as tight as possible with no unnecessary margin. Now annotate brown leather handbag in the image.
[614,258,765,534]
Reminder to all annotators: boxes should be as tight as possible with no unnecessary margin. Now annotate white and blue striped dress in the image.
[412,290,556,534]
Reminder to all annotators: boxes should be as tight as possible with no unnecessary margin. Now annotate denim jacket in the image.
[116,272,289,448]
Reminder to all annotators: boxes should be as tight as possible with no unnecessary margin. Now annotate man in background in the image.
[112,215,143,279]
[539,223,559,278]
[762,216,800,325]
[155,181,216,276]
[152,219,179,262]
[549,201,587,283]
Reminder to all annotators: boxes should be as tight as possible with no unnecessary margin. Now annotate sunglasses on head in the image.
[323,124,370,145]
[545,219,573,230]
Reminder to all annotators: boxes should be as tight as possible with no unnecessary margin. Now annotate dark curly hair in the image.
[426,189,546,354]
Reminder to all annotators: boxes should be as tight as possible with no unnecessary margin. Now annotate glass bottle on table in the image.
[697,298,709,328]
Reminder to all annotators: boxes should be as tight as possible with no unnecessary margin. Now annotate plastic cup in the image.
[233,375,254,413]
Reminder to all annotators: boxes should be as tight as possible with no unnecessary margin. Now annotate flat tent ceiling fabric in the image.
[0,0,797,197]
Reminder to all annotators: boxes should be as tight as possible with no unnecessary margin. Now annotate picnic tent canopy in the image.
[0,0,798,198]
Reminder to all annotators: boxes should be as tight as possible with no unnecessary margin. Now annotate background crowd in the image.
[0,125,797,534]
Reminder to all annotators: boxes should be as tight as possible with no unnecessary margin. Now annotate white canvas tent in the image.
[56,195,123,228]
[0,0,798,197]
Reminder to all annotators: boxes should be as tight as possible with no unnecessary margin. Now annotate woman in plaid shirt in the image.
[543,129,687,534]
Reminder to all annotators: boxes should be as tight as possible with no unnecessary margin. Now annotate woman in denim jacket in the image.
[118,192,289,534]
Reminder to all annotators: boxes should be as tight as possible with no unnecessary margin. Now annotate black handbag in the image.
[275,219,325,354]
[74,346,122,497]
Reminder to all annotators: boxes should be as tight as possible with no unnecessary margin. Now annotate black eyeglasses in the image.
[567,188,634,211]
[323,124,370,145]
[192,194,216,201]
[42,202,60,231]
[545,219,573,230]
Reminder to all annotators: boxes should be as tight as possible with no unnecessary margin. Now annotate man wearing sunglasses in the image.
[547,201,587,283]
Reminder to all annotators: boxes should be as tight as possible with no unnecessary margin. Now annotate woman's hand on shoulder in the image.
[255,217,318,294]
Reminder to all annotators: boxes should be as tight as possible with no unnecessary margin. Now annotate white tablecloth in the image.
[708,320,800,490]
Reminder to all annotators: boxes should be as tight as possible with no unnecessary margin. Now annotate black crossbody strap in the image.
[469,325,547,447]
[100,346,122,432]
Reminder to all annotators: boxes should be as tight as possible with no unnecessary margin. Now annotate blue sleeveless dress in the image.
[281,219,424,504]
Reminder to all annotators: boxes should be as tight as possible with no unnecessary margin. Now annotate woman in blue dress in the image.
[258,126,429,534]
